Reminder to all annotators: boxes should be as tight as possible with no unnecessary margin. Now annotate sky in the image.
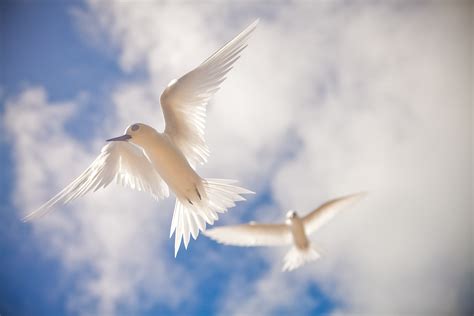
[0,1,472,315]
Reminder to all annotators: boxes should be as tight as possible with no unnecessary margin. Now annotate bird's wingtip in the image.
[21,212,35,223]
[354,191,369,199]
[246,18,260,31]
[202,229,212,237]
[241,189,256,196]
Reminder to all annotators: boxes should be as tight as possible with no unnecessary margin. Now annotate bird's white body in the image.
[205,193,366,271]
[287,216,310,251]
[132,127,203,204]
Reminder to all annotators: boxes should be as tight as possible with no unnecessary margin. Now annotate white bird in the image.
[204,192,366,271]
[22,20,259,256]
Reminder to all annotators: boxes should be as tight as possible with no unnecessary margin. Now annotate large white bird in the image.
[204,192,366,271]
[22,20,258,256]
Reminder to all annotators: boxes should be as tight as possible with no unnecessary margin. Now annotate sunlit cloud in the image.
[3,0,471,315]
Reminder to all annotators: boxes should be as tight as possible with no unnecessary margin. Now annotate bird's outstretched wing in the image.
[22,142,169,222]
[204,221,292,247]
[302,192,367,235]
[160,20,258,166]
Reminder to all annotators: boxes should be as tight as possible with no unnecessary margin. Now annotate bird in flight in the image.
[22,20,259,256]
[204,192,366,271]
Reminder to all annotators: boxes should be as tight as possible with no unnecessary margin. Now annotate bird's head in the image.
[286,210,298,220]
[107,123,155,146]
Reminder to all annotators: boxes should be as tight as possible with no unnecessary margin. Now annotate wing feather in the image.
[204,222,291,247]
[22,142,169,221]
[160,20,258,166]
[303,192,367,235]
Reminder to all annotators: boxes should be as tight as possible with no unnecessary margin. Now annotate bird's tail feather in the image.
[282,246,320,272]
[170,178,254,257]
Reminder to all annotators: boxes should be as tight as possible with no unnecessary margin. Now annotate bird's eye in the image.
[131,124,140,132]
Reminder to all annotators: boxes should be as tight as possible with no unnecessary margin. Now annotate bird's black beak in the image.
[106,134,132,142]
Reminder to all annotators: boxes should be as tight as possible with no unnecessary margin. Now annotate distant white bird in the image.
[22,20,259,256]
[204,192,366,271]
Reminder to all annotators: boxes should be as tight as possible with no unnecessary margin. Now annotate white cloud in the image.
[5,0,472,315]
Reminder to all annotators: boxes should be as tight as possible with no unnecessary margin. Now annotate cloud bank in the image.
[4,1,472,315]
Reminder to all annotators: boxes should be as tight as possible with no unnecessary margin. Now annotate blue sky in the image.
[1,1,472,315]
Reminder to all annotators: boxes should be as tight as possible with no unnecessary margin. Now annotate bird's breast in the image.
[290,218,310,250]
[141,133,201,194]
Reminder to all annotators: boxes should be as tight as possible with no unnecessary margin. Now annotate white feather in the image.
[22,142,169,221]
[160,20,258,166]
[302,192,367,235]
[171,178,254,256]
[282,246,320,272]
[204,222,292,247]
